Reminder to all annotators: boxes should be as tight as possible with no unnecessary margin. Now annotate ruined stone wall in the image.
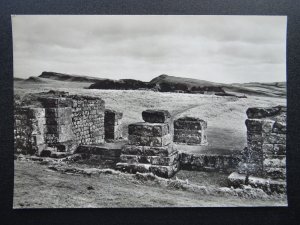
[180,153,240,173]
[116,110,179,178]
[239,106,286,179]
[14,91,106,155]
[38,97,74,148]
[173,117,207,145]
[14,107,46,154]
[104,109,123,141]
[69,95,105,145]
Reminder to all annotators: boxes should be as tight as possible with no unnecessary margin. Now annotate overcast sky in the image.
[12,15,287,83]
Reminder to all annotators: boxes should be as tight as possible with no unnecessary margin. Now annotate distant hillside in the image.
[225,82,286,98]
[89,78,153,90]
[89,74,227,94]
[23,76,50,83]
[148,74,225,93]
[18,71,286,98]
[14,77,25,81]
[150,74,220,87]
[39,71,104,83]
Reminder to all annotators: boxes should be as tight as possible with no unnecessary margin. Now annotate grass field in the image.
[13,79,287,207]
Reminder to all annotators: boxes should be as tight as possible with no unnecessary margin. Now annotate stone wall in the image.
[104,109,123,141]
[69,95,105,145]
[14,91,106,155]
[116,109,179,178]
[239,106,286,178]
[180,152,240,173]
[228,106,287,193]
[173,117,207,145]
[14,107,46,154]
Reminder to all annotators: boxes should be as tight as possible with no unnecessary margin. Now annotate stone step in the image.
[121,144,177,157]
[227,172,286,194]
[116,162,179,178]
[120,151,179,166]
[74,143,123,158]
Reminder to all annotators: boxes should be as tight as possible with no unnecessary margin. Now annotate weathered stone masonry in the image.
[15,92,287,188]
[69,95,105,146]
[228,106,286,193]
[14,91,107,155]
[116,110,180,178]
[173,117,207,145]
[14,107,46,154]
[104,109,123,141]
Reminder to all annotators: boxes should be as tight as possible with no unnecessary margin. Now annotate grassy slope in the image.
[13,80,287,207]
[14,80,286,154]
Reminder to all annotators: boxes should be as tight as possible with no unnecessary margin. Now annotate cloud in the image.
[12,15,287,83]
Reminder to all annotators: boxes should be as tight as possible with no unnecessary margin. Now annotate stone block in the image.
[273,144,286,155]
[174,117,207,130]
[263,157,286,168]
[116,161,179,178]
[128,134,172,147]
[263,167,286,179]
[149,163,179,178]
[247,132,263,143]
[45,107,72,118]
[75,145,121,157]
[228,172,246,187]
[142,110,171,123]
[272,122,286,134]
[120,151,179,166]
[246,106,284,119]
[121,145,144,155]
[174,134,203,145]
[121,144,176,157]
[38,97,72,108]
[248,175,286,194]
[128,122,169,137]
[264,133,286,144]
[116,162,151,174]
[262,120,275,133]
[262,144,274,155]
[143,145,177,157]
[245,119,262,133]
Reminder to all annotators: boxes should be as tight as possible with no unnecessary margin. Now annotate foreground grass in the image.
[14,160,287,208]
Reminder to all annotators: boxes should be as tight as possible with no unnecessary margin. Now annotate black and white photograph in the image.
[12,15,287,208]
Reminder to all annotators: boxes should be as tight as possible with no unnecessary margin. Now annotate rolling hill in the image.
[16,71,286,98]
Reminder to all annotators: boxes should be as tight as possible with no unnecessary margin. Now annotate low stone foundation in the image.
[228,172,286,194]
[74,143,123,164]
[180,152,240,173]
